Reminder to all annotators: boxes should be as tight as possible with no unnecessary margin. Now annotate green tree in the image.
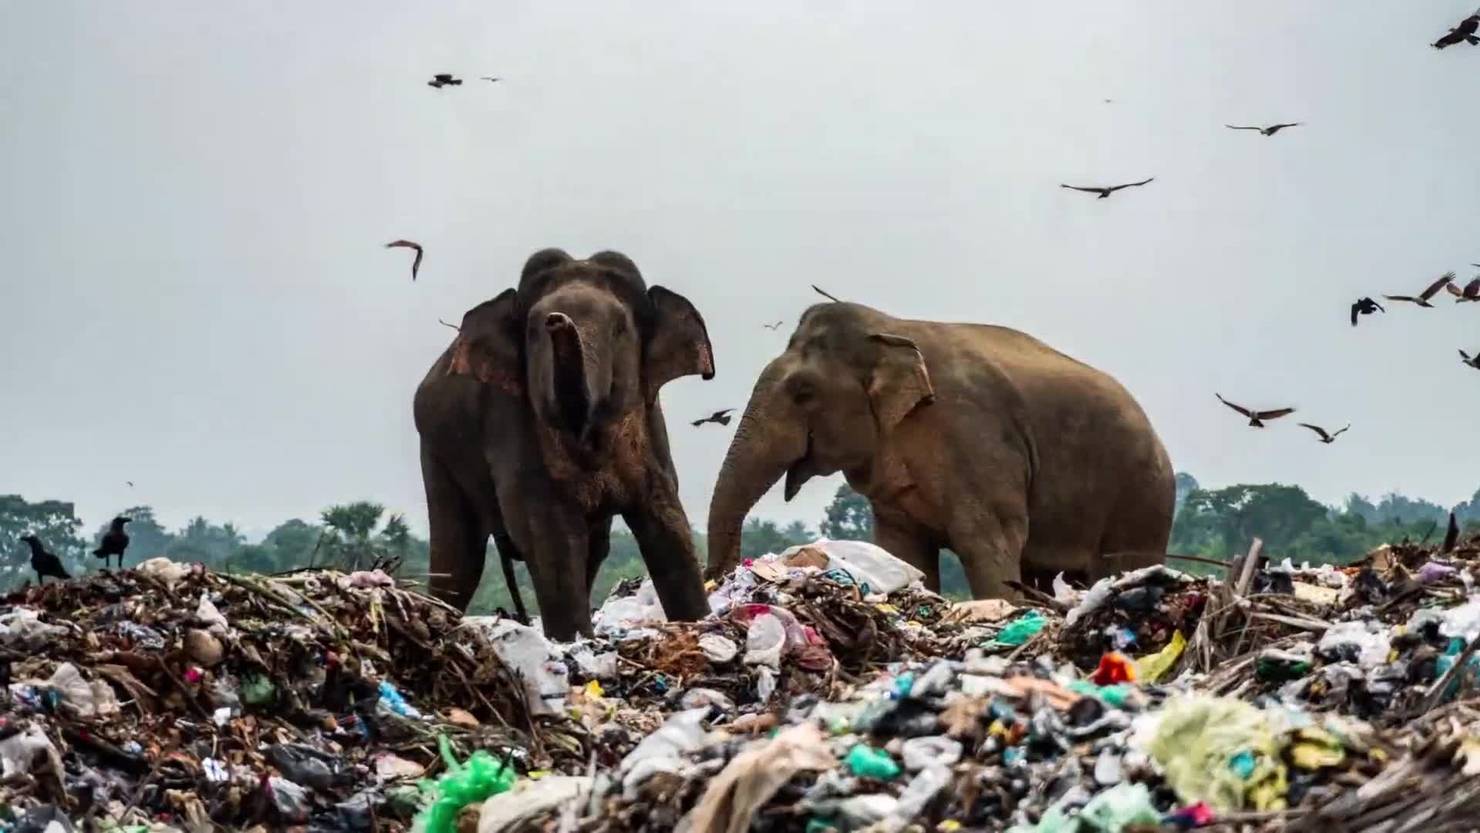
[166,516,245,567]
[320,501,386,570]
[1174,472,1200,513]
[1172,483,1328,555]
[820,484,873,541]
[0,495,86,582]
[739,518,813,557]
[263,519,323,568]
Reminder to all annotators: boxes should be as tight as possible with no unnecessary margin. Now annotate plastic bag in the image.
[1317,620,1391,667]
[777,539,924,595]
[744,613,786,668]
[1134,630,1186,683]
[468,618,570,715]
[677,724,834,833]
[266,743,343,791]
[994,610,1047,646]
[477,776,592,833]
[844,744,901,779]
[0,609,69,650]
[135,556,190,585]
[1138,696,1288,811]
[415,735,516,833]
[618,708,710,797]
[592,580,667,633]
[699,634,739,663]
[0,724,64,778]
[1077,782,1161,832]
[41,663,120,719]
[378,681,423,719]
[901,736,962,771]
[268,776,311,823]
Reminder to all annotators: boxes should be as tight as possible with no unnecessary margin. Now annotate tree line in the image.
[6,473,1477,612]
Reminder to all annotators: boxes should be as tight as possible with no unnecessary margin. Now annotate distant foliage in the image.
[0,495,86,582]
[821,484,874,541]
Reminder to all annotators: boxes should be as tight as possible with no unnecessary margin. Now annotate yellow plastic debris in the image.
[938,821,963,832]
[584,680,605,699]
[1134,630,1186,684]
[1143,696,1288,812]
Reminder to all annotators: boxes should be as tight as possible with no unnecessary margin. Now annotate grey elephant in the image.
[707,301,1173,596]
[414,249,712,639]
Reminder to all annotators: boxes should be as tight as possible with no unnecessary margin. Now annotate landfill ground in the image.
[0,538,1477,833]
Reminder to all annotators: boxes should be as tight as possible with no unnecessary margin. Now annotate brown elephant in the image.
[414,249,712,640]
[707,301,1173,596]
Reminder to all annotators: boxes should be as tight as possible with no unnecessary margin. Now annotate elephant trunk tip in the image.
[545,312,575,332]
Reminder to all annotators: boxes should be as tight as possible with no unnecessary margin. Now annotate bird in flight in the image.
[20,535,69,585]
[1060,178,1155,199]
[428,74,463,88]
[1460,349,1480,370]
[1298,423,1349,444]
[763,321,784,330]
[1433,13,1480,49]
[1447,277,1480,303]
[1384,272,1455,307]
[385,240,424,281]
[812,285,843,303]
[437,318,460,331]
[1350,297,1384,326]
[1225,123,1302,137]
[125,480,134,488]
[480,76,501,83]
[692,409,734,428]
[1215,394,1295,428]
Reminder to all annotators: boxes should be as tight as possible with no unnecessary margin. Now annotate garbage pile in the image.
[1,535,1478,832]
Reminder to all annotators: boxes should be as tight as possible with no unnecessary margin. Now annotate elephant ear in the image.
[446,289,523,395]
[867,333,936,430]
[644,286,715,396]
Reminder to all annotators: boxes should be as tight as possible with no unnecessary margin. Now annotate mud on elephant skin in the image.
[414,248,713,639]
[707,301,1174,599]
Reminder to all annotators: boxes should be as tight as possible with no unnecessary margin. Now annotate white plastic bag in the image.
[618,708,710,797]
[593,580,668,633]
[779,539,924,595]
[743,614,786,668]
[465,618,570,715]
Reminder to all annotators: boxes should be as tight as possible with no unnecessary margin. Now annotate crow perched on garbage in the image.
[1059,177,1155,199]
[1298,423,1349,444]
[1384,272,1455,307]
[1225,122,1302,136]
[1350,296,1384,326]
[19,535,69,584]
[692,408,734,428]
[1215,394,1295,428]
[1433,12,1480,49]
[94,517,130,570]
[427,73,462,88]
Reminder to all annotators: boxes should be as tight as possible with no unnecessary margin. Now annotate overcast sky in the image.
[4,3,1480,540]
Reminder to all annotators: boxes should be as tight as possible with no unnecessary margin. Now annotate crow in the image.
[1060,177,1155,199]
[1350,296,1384,326]
[1226,122,1302,136]
[763,321,784,330]
[1443,512,1460,553]
[94,516,131,570]
[19,535,69,584]
[812,285,843,303]
[692,408,734,428]
[1433,13,1480,49]
[1446,277,1480,302]
[1298,423,1350,444]
[1384,272,1455,307]
[428,73,463,88]
[1460,349,1480,370]
[385,240,424,281]
[1215,394,1295,428]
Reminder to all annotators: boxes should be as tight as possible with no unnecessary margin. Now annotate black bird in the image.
[1298,423,1350,444]
[480,76,501,83]
[385,240,424,281]
[94,517,131,570]
[812,285,842,303]
[1060,177,1155,199]
[20,535,69,584]
[1215,394,1296,428]
[1433,13,1480,49]
[125,480,134,487]
[1350,296,1384,326]
[1226,122,1302,136]
[692,408,734,428]
[1460,349,1480,370]
[763,321,784,330]
[1384,272,1455,308]
[1443,512,1460,553]
[1446,277,1480,303]
[427,73,463,88]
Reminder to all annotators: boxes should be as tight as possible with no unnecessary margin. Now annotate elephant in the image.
[707,301,1174,597]
[414,248,713,640]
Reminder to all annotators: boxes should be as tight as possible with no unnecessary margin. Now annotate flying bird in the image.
[812,285,843,303]
[1298,423,1350,444]
[1225,122,1302,136]
[763,321,783,330]
[692,409,735,428]
[1433,13,1480,49]
[1215,394,1295,428]
[1350,296,1384,326]
[427,73,463,88]
[94,516,131,571]
[385,240,424,281]
[125,480,134,487]
[1446,277,1480,302]
[437,318,460,331]
[1384,272,1455,307]
[1460,349,1480,369]
[1060,178,1155,199]
[480,76,501,83]
[20,535,70,585]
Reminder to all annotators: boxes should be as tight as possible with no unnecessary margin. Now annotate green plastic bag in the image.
[844,744,901,780]
[414,735,517,833]
[993,610,1047,646]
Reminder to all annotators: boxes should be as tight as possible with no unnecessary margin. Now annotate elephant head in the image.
[450,249,714,440]
[706,302,935,578]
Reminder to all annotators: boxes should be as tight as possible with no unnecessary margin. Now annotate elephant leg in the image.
[421,446,486,612]
[587,517,613,596]
[492,531,529,624]
[623,494,708,623]
[950,512,1028,600]
[492,479,593,639]
[874,514,939,592]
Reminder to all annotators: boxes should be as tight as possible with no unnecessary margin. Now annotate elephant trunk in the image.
[544,313,599,435]
[706,362,806,580]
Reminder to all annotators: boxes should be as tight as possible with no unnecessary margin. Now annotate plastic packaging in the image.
[268,776,311,823]
[1134,630,1186,683]
[0,724,64,778]
[134,556,190,585]
[744,613,786,668]
[592,580,668,632]
[994,610,1048,646]
[40,663,120,719]
[470,618,570,715]
[900,736,962,771]
[698,634,739,664]
[1077,782,1162,832]
[618,708,710,797]
[378,681,423,719]
[477,776,592,833]
[415,735,516,833]
[679,687,735,713]
[777,539,925,595]
[844,744,901,780]
[1092,652,1138,686]
[0,609,69,650]
[1317,620,1392,667]
[266,743,342,791]
[1140,696,1288,811]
